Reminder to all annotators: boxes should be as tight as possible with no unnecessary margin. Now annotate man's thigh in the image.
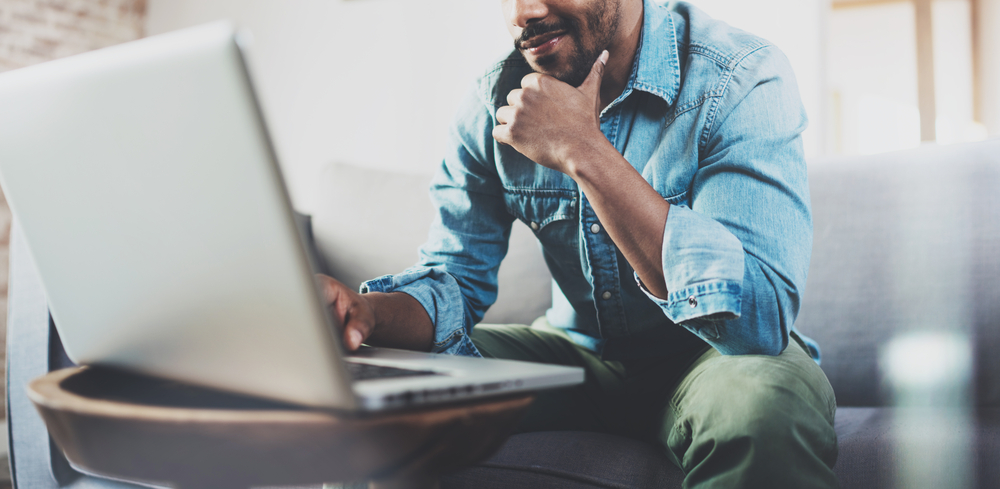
[473,322,839,487]
[471,320,631,433]
[471,319,704,437]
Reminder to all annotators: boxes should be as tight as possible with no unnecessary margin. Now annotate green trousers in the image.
[471,318,839,489]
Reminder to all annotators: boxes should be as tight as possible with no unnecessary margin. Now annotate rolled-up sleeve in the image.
[361,267,483,357]
[637,205,745,322]
[637,46,812,356]
[361,85,513,357]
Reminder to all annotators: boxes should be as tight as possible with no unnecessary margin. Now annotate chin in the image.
[526,54,572,80]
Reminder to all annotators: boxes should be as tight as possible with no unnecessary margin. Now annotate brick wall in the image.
[0,0,146,71]
[0,0,147,420]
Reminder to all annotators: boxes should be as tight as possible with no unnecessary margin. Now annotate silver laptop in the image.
[0,21,582,411]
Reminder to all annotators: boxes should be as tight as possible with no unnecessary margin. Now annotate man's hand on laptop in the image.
[316,274,435,353]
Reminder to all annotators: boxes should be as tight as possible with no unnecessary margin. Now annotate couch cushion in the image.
[797,140,1000,407]
[832,407,1000,489]
[443,408,1000,489]
[310,162,552,325]
[832,407,894,488]
[441,431,684,488]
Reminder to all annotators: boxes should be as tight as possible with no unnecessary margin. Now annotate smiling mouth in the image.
[519,31,567,51]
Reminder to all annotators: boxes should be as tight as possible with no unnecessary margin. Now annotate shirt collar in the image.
[629,0,681,106]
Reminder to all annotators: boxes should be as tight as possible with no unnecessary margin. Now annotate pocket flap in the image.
[504,190,578,231]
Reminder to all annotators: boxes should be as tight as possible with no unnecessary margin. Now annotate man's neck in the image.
[600,3,644,111]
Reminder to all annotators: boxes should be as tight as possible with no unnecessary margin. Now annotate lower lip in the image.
[527,35,563,56]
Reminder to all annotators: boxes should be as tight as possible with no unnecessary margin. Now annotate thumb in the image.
[346,326,365,351]
[578,50,609,98]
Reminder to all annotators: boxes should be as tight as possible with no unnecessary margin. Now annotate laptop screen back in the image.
[0,22,357,409]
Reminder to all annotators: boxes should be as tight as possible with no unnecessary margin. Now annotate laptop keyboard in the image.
[344,361,442,381]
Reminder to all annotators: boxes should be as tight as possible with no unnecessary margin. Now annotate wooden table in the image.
[28,367,534,489]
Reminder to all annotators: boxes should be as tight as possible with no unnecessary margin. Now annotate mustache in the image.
[515,19,575,50]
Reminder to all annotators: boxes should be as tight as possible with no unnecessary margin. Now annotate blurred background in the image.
[1,0,998,485]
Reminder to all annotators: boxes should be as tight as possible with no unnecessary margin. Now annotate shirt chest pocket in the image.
[503,190,579,245]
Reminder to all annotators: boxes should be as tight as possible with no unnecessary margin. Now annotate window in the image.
[829,0,988,155]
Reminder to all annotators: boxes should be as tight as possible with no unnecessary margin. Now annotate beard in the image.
[515,0,622,87]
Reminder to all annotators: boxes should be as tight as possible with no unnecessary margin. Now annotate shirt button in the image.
[590,223,601,234]
[601,291,612,300]
[688,296,698,308]
[530,221,540,231]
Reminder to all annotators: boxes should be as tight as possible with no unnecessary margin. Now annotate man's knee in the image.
[676,357,832,438]
[679,343,836,421]
[667,352,839,488]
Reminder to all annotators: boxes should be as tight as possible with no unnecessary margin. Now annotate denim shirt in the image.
[362,0,820,363]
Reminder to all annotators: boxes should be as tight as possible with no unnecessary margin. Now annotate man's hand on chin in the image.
[493,50,612,176]
[493,50,672,300]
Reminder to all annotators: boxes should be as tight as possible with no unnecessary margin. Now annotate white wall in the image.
[147,0,512,212]
[147,0,825,212]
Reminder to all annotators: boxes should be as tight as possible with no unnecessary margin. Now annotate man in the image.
[320,0,839,486]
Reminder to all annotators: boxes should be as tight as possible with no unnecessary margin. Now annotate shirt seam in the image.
[664,92,721,131]
[699,44,775,151]
[433,328,465,349]
[516,213,575,230]
[688,40,770,70]
[664,190,688,204]
[503,187,578,196]
[666,281,741,304]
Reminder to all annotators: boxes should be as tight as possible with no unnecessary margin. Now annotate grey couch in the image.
[8,140,1000,488]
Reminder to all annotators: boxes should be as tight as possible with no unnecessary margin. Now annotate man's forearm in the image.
[363,291,435,351]
[566,137,671,299]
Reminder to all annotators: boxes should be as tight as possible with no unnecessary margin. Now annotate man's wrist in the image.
[359,291,386,329]
[360,291,434,351]
[564,135,622,183]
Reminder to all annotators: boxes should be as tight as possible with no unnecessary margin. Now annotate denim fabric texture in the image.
[362,0,818,362]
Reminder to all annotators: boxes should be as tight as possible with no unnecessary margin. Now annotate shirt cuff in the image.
[636,205,745,326]
[361,269,483,357]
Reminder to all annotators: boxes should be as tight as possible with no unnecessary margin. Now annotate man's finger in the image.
[495,105,513,125]
[343,316,367,350]
[506,88,523,108]
[316,274,341,303]
[492,124,511,145]
[342,298,376,350]
[578,50,609,99]
[521,72,543,89]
